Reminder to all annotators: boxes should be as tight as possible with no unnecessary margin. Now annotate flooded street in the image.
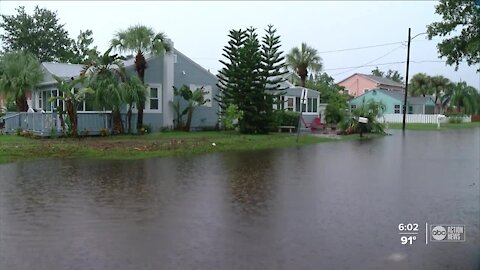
[0,129,479,269]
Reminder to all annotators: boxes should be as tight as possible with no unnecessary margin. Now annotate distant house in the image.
[349,89,435,115]
[267,74,325,124]
[1,41,220,135]
[337,73,405,97]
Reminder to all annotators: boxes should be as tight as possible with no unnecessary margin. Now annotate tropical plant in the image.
[410,73,433,97]
[173,85,210,131]
[430,75,453,113]
[286,42,323,87]
[324,102,346,125]
[123,75,147,133]
[0,51,43,111]
[340,99,386,135]
[111,25,171,131]
[83,47,126,134]
[442,81,478,115]
[48,75,94,137]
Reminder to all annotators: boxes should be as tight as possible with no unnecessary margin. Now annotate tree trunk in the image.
[59,111,65,134]
[185,107,193,132]
[66,101,78,137]
[15,95,28,112]
[135,51,147,131]
[298,66,307,87]
[112,109,124,134]
[127,105,132,133]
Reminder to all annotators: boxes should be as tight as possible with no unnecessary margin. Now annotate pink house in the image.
[337,73,405,97]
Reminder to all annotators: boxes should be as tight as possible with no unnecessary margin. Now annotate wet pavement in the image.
[0,129,479,269]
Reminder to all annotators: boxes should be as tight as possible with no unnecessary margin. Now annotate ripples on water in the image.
[0,129,479,269]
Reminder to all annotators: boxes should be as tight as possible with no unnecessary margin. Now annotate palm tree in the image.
[111,25,171,131]
[285,43,322,87]
[0,51,43,112]
[430,75,452,113]
[48,75,94,137]
[409,73,433,97]
[173,85,210,131]
[123,75,147,133]
[443,82,478,115]
[83,47,127,134]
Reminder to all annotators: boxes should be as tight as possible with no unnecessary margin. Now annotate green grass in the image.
[388,122,480,130]
[0,131,375,164]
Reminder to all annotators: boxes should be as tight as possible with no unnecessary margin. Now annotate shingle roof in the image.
[360,74,405,88]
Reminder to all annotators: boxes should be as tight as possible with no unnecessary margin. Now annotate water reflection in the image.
[0,129,478,269]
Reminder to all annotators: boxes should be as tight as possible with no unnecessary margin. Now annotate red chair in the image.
[301,117,325,131]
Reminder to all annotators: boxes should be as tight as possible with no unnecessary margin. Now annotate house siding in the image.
[173,50,219,129]
[338,75,377,97]
[349,90,400,114]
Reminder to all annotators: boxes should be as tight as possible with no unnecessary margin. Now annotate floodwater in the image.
[0,129,479,270]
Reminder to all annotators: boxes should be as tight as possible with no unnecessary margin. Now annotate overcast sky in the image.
[0,1,479,89]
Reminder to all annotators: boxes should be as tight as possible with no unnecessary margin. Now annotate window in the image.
[394,104,401,114]
[145,85,162,112]
[409,106,413,114]
[150,88,159,110]
[294,97,318,113]
[286,97,294,111]
[350,104,357,110]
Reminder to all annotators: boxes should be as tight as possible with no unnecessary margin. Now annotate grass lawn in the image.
[388,122,480,130]
[0,131,372,164]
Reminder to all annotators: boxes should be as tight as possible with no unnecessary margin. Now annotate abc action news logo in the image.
[430,224,465,242]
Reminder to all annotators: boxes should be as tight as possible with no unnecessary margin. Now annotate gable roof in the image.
[42,62,84,79]
[337,73,404,88]
[360,74,404,88]
[368,89,433,104]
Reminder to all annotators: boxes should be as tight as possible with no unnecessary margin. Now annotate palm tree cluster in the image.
[410,73,479,115]
[111,25,171,131]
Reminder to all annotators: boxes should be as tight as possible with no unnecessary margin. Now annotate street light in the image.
[402,29,427,132]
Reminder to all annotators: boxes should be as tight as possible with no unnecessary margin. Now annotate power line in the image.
[318,41,404,54]
[332,45,405,76]
[325,60,447,72]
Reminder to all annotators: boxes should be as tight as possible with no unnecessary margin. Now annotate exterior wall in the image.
[349,91,400,114]
[173,50,219,130]
[338,75,377,97]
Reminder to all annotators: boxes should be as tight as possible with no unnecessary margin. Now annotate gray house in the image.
[269,75,326,124]
[2,43,220,135]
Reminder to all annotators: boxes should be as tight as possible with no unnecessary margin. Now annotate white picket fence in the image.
[377,114,471,124]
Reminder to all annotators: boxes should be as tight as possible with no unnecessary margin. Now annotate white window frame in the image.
[394,104,401,114]
[145,84,162,113]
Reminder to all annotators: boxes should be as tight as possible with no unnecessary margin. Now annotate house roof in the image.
[370,89,433,105]
[42,62,84,79]
[360,74,404,88]
[337,73,404,88]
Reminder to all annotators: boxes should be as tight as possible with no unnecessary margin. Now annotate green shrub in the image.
[271,110,299,128]
[325,102,345,125]
[221,104,244,130]
[448,116,463,124]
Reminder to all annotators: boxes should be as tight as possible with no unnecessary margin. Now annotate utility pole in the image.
[402,28,411,132]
